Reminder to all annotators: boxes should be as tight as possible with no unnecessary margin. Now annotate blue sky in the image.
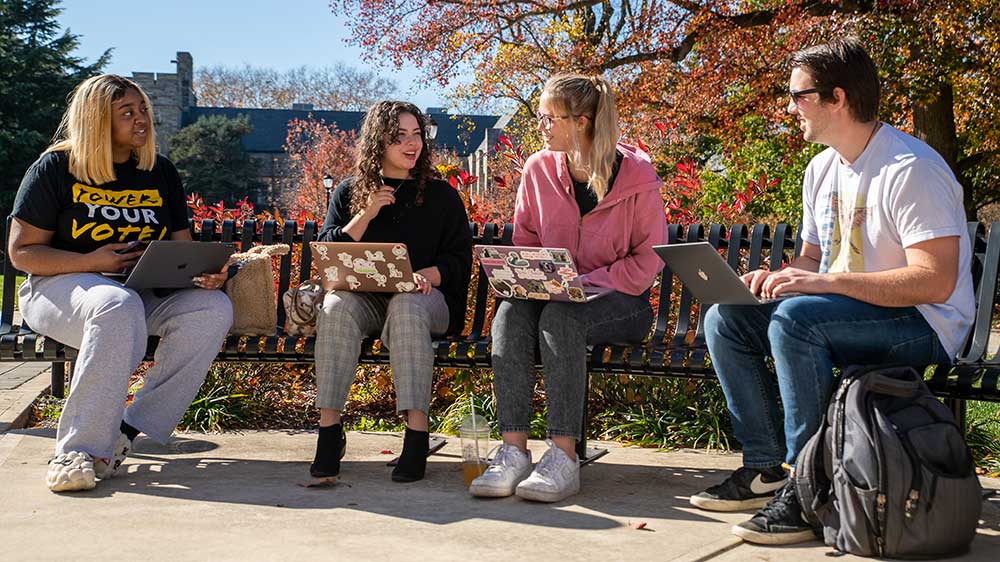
[58,0,446,111]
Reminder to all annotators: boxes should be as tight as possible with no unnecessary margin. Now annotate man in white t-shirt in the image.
[689,38,974,545]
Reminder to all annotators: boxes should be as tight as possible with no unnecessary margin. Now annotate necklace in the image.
[382,176,408,192]
[860,121,881,155]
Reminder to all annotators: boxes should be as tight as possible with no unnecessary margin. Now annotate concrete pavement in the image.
[0,362,50,433]
[1,429,998,562]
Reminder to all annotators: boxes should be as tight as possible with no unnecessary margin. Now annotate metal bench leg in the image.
[946,397,967,433]
[577,373,607,466]
[51,362,65,399]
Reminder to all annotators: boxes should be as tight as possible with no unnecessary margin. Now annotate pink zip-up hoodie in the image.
[513,143,668,296]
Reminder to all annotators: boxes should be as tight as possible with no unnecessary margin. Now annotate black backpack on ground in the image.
[794,365,982,558]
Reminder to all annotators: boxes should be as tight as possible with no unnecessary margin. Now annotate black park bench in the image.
[3,217,999,462]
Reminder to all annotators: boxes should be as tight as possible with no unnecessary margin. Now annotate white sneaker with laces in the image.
[515,441,580,502]
[469,443,532,497]
[46,451,96,492]
[94,432,132,480]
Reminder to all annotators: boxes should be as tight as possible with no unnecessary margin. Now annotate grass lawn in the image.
[0,275,26,310]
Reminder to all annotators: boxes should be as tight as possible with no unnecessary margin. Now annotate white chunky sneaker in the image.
[46,451,97,492]
[469,443,532,497]
[94,432,132,480]
[515,441,580,503]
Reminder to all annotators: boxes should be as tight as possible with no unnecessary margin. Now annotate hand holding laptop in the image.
[93,241,146,273]
[412,268,435,295]
[192,265,229,290]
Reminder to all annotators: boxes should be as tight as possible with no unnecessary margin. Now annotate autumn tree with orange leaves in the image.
[332,0,1000,219]
[281,118,357,218]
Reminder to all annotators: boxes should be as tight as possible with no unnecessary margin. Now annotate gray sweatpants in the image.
[314,290,449,413]
[19,273,233,458]
[491,291,653,439]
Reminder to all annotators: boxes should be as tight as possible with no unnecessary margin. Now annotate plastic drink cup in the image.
[459,412,490,486]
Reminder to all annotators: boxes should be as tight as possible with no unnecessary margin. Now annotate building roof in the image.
[182,107,501,157]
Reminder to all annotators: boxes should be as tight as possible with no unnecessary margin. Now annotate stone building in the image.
[129,52,194,152]
[131,52,509,207]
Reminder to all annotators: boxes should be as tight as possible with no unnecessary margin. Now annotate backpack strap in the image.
[794,422,829,529]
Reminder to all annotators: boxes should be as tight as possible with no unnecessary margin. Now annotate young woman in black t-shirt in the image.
[310,101,472,482]
[8,75,233,492]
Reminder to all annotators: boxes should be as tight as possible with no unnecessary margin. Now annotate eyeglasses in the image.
[535,112,572,129]
[788,87,825,106]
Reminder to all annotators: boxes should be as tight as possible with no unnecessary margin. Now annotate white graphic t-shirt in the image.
[800,124,974,358]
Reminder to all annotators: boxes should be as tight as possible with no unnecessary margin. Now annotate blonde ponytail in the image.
[542,73,620,201]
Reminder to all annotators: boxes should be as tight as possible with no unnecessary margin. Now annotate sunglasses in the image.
[788,87,826,106]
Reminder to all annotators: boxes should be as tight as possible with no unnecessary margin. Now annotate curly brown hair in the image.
[350,101,436,216]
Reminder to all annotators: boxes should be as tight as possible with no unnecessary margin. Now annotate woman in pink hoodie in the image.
[470,73,668,502]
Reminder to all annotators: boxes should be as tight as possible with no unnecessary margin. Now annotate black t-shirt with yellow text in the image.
[12,151,189,254]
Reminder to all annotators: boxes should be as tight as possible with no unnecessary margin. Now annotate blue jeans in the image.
[704,294,951,468]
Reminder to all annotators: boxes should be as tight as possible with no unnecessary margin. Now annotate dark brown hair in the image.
[789,37,880,122]
[350,101,435,216]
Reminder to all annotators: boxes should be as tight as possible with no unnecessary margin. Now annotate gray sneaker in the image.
[94,432,132,480]
[46,451,96,492]
[515,441,580,503]
[469,443,532,497]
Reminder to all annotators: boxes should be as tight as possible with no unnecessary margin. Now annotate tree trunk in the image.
[911,81,974,218]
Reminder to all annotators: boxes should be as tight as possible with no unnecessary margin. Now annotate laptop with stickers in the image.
[310,241,419,293]
[474,245,613,303]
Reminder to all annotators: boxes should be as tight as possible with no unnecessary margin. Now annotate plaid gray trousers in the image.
[314,289,449,413]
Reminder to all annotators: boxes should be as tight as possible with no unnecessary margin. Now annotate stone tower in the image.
[129,52,195,153]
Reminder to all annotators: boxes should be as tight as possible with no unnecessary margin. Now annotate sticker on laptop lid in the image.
[515,268,546,281]
[505,252,530,268]
[490,279,513,297]
[520,249,552,261]
[557,266,578,280]
[352,258,377,275]
[392,244,408,260]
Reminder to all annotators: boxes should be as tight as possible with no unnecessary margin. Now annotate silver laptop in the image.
[120,240,237,289]
[653,242,796,305]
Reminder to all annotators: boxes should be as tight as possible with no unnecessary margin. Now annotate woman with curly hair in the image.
[9,74,232,492]
[311,101,472,482]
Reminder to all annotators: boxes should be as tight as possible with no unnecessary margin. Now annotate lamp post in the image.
[323,174,334,209]
[425,115,438,141]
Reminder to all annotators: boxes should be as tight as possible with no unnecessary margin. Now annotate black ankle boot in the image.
[310,423,346,478]
[391,427,429,483]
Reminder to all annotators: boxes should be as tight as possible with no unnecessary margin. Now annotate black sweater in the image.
[319,176,473,334]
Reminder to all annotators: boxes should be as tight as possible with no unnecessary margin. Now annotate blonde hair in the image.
[45,74,157,185]
[542,73,620,200]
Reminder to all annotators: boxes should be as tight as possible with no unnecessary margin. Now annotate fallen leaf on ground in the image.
[629,521,648,530]
[297,476,339,488]
[379,449,394,454]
